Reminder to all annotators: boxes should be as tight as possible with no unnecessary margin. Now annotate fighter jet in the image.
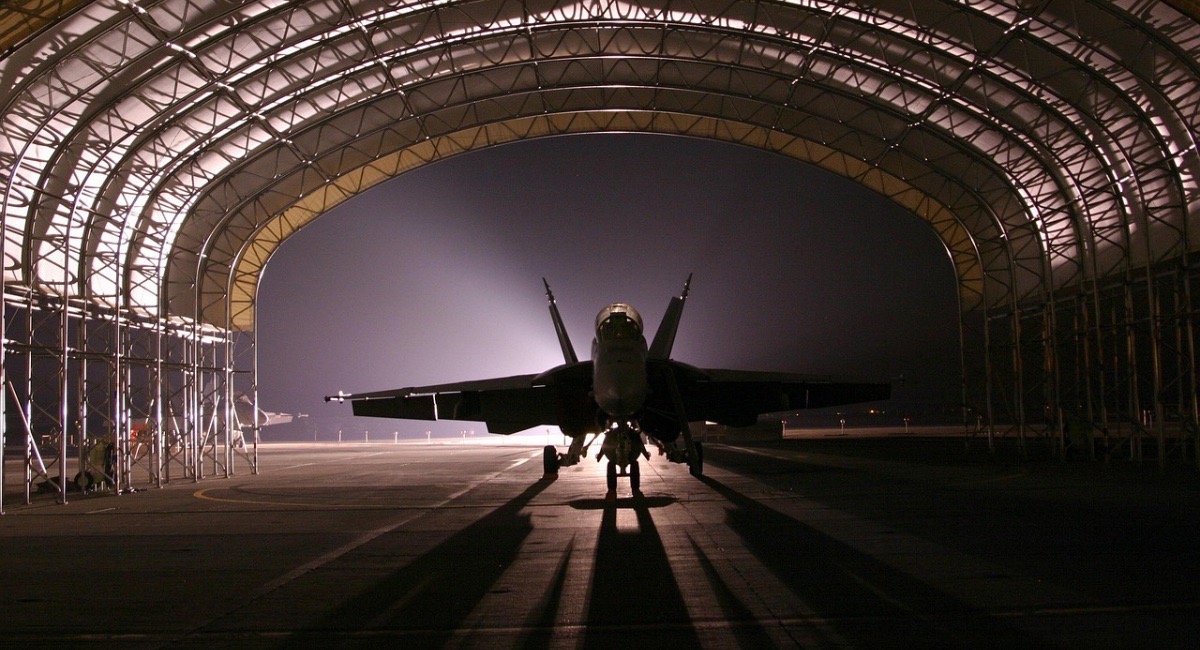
[326,276,888,494]
[233,393,299,429]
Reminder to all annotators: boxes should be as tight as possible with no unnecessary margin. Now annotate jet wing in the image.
[326,373,577,434]
[658,365,890,427]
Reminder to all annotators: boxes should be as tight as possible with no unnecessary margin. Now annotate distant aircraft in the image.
[233,393,299,429]
[327,276,888,494]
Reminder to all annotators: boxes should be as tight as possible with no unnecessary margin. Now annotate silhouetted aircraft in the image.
[234,393,299,429]
[327,277,888,494]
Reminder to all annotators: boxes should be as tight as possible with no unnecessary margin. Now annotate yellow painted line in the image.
[191,488,382,509]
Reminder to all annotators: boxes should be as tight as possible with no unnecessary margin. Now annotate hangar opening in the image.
[257,133,963,440]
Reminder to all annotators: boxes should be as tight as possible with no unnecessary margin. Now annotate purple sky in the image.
[257,134,960,430]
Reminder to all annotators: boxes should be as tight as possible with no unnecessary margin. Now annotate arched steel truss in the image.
[2,0,1199,506]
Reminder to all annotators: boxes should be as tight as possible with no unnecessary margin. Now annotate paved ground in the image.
[2,439,1199,647]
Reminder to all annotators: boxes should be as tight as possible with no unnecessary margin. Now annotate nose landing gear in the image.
[605,458,640,496]
[599,421,648,498]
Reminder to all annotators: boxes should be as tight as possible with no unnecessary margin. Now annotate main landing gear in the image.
[542,432,589,479]
[651,438,703,477]
[544,440,644,496]
[542,423,702,491]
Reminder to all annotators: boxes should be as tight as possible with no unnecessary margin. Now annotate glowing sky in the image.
[257,133,959,433]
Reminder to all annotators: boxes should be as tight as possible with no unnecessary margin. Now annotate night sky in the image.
[257,134,960,434]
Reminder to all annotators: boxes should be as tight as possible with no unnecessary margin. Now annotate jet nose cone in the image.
[595,385,647,419]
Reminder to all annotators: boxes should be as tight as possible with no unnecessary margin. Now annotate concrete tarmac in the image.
[2,439,1199,647]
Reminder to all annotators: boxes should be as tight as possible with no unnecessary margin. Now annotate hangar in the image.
[1,0,1198,503]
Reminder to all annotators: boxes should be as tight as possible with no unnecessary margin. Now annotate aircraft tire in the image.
[606,461,617,491]
[630,460,640,492]
[689,441,704,477]
[542,445,558,475]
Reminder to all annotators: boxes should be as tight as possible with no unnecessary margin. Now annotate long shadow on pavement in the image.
[580,495,702,648]
[707,441,1200,610]
[698,474,1043,646]
[283,478,551,647]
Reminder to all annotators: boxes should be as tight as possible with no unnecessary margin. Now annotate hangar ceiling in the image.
[1,0,1197,332]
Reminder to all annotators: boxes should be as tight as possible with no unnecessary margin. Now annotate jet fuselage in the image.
[591,303,649,421]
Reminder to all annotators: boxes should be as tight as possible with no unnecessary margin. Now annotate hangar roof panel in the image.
[0,0,1196,329]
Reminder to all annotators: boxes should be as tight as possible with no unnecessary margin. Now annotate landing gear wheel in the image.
[629,460,641,492]
[689,441,704,477]
[606,461,617,491]
[542,445,558,476]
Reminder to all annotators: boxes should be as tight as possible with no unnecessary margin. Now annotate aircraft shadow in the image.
[709,442,1200,611]
[697,473,1042,646]
[568,495,676,510]
[580,495,703,648]
[562,494,775,647]
[282,479,551,648]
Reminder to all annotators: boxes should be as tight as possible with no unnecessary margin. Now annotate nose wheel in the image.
[606,460,641,494]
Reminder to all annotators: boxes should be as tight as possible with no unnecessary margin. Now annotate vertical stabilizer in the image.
[543,278,578,364]
[649,274,692,359]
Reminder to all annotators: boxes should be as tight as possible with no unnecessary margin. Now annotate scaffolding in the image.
[977,257,1200,465]
[1,288,256,505]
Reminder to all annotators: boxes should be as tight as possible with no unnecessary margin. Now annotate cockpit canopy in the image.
[595,303,643,341]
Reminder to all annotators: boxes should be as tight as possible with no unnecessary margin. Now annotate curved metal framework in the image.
[2,0,1199,505]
